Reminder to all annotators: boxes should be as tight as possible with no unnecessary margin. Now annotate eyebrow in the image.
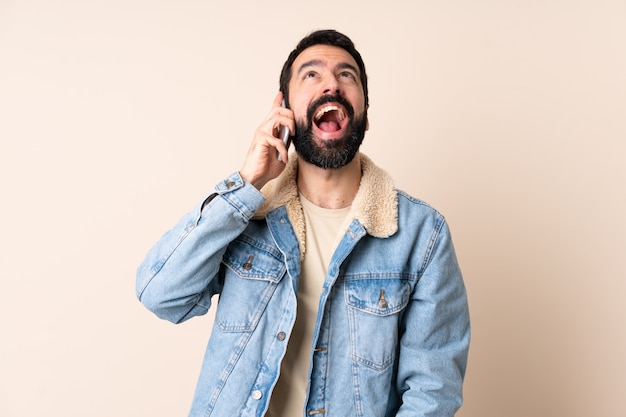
[296,59,360,77]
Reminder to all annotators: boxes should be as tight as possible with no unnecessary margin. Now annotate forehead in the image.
[291,44,360,75]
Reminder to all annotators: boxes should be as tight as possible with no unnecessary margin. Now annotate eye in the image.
[339,71,357,81]
[304,71,318,80]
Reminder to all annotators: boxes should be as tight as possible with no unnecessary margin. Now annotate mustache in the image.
[306,94,355,123]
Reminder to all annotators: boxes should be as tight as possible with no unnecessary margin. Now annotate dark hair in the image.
[279,29,368,108]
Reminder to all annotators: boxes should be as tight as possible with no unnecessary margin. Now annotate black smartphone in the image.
[277,99,291,162]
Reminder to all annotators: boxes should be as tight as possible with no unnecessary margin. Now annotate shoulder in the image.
[396,189,443,216]
[395,189,448,231]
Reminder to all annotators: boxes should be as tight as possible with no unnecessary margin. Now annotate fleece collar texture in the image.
[253,153,398,260]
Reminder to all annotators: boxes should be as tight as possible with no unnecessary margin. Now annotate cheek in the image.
[350,92,366,113]
[291,99,310,122]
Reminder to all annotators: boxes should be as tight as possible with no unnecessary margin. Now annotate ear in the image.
[365,105,370,131]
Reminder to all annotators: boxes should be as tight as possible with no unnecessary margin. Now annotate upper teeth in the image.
[314,105,345,121]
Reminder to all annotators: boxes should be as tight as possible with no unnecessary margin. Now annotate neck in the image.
[296,153,362,209]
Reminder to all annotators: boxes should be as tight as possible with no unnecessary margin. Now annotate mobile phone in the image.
[277,99,291,162]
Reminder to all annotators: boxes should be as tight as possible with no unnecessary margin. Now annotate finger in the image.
[274,98,295,136]
[273,91,284,108]
[271,135,289,163]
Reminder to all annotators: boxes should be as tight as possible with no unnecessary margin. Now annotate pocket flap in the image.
[223,237,286,283]
[344,279,410,316]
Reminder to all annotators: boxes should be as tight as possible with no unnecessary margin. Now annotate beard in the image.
[292,94,367,169]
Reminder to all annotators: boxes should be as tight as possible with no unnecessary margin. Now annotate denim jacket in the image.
[136,154,470,417]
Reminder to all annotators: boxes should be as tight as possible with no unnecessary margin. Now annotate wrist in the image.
[239,170,266,190]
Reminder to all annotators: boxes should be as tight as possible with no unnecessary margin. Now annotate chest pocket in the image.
[344,278,411,371]
[218,236,286,332]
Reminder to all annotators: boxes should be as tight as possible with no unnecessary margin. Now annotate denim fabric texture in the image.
[136,155,470,417]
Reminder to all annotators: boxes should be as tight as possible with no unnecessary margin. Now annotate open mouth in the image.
[313,105,347,133]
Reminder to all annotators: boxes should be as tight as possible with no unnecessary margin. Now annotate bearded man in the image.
[136,29,470,417]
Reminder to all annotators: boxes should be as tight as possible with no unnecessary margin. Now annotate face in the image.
[287,45,368,169]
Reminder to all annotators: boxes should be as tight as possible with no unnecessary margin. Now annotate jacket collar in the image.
[254,153,398,259]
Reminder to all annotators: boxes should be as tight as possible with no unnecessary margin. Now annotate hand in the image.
[240,92,294,190]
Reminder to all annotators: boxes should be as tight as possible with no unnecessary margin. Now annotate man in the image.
[136,29,470,417]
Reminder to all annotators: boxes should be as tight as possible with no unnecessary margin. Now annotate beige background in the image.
[1,0,625,416]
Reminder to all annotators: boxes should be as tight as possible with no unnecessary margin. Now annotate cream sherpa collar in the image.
[253,153,398,259]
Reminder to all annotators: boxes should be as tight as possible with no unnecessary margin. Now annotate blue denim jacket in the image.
[136,154,470,417]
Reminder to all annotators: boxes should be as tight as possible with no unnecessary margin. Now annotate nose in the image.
[322,75,341,96]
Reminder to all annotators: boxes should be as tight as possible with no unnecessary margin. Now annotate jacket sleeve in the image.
[395,218,471,417]
[135,172,266,324]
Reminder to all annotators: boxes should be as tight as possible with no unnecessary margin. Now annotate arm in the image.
[135,173,266,323]
[396,219,471,416]
[136,92,295,324]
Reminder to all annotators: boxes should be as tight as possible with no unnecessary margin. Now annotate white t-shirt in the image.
[267,194,350,417]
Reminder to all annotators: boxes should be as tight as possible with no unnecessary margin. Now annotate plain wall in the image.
[1,1,624,416]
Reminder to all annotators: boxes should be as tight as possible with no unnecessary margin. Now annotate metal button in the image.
[242,255,253,270]
[377,289,388,309]
[251,390,262,400]
[225,179,235,188]
[277,331,286,341]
